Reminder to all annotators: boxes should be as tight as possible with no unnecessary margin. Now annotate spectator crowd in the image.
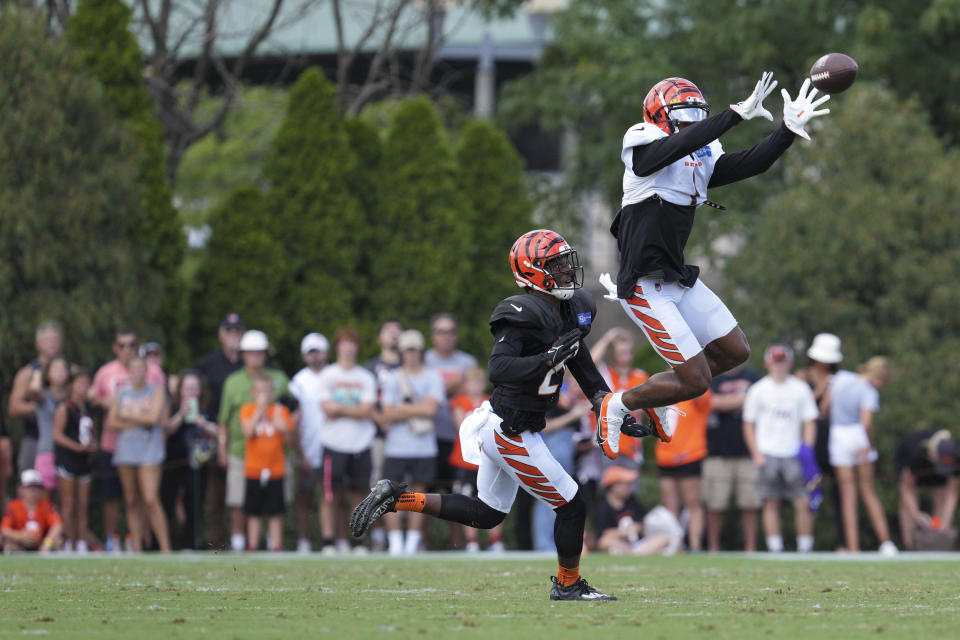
[2,317,958,555]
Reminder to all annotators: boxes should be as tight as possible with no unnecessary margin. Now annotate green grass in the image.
[2,553,960,639]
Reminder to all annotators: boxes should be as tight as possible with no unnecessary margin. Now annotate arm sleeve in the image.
[630,108,742,177]
[708,124,795,188]
[565,343,610,400]
[487,324,550,384]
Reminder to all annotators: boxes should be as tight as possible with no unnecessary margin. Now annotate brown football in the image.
[809,53,858,94]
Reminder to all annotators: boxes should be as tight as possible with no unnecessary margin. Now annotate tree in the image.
[188,187,287,356]
[67,0,188,366]
[342,116,387,343]
[175,87,289,222]
[0,9,165,372]
[454,119,534,356]
[332,0,526,115]
[725,83,960,483]
[370,97,469,334]
[261,68,367,367]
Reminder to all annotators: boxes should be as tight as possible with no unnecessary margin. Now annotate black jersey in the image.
[487,288,608,434]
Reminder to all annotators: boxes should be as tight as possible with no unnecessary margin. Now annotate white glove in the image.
[598,273,619,301]
[781,78,831,141]
[730,71,777,121]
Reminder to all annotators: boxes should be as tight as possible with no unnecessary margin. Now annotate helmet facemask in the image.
[539,249,583,300]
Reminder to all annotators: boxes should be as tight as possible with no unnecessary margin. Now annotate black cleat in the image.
[349,479,406,537]
[549,576,617,601]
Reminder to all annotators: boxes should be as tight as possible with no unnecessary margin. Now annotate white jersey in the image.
[289,367,326,468]
[742,375,819,458]
[621,122,724,208]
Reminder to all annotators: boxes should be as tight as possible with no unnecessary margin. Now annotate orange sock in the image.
[395,492,426,512]
[558,565,580,587]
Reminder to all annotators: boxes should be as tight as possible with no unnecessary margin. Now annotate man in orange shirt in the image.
[655,390,711,551]
[2,469,62,553]
[241,375,295,551]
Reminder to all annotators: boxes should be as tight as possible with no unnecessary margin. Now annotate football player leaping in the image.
[351,229,661,601]
[595,74,831,456]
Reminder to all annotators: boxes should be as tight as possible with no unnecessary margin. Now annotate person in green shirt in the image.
[217,330,289,552]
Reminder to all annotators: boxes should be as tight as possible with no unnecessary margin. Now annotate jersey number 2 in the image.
[538,364,564,396]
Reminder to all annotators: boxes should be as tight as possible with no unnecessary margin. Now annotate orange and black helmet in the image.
[509,229,583,301]
[643,77,710,135]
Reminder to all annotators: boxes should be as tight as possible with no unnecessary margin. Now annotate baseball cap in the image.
[398,329,426,351]
[239,329,269,352]
[20,469,43,487]
[601,465,639,489]
[220,312,245,329]
[806,333,843,364]
[300,332,330,354]
[765,344,794,363]
[929,431,958,477]
[138,341,162,358]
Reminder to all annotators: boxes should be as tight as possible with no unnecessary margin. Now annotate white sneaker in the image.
[296,539,311,554]
[465,541,481,553]
[320,545,337,556]
[75,540,89,554]
[352,545,369,555]
[879,540,899,557]
[335,538,351,553]
[642,406,682,443]
[487,541,505,553]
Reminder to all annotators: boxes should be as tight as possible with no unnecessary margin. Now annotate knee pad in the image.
[554,489,586,523]
[475,501,507,529]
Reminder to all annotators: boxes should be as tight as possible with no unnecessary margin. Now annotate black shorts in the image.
[324,449,372,493]
[383,456,436,487]
[244,478,285,516]
[432,440,456,490]
[98,451,123,499]
[451,467,478,498]
[658,459,703,479]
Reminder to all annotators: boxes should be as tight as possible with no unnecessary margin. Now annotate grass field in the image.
[3,552,960,639]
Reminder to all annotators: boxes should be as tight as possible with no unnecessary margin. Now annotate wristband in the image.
[41,537,54,550]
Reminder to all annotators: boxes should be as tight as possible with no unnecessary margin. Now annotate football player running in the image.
[596,74,831,456]
[351,229,659,601]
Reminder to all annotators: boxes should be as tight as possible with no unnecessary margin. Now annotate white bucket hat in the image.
[806,333,843,364]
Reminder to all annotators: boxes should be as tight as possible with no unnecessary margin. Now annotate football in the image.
[809,53,858,94]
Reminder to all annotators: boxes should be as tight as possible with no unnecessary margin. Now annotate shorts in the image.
[226,455,246,508]
[97,451,123,499]
[757,455,807,501]
[56,466,92,483]
[33,452,58,490]
[829,423,878,467]
[658,459,703,479]
[452,467,478,498]
[475,418,579,513]
[383,456,436,487]
[243,478,285,516]
[619,277,738,367]
[324,449,373,493]
[702,457,761,511]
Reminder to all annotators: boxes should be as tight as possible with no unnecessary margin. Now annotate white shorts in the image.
[619,277,738,367]
[829,423,878,467]
[476,420,579,514]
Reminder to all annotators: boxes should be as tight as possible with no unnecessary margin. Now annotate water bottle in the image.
[79,415,93,446]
